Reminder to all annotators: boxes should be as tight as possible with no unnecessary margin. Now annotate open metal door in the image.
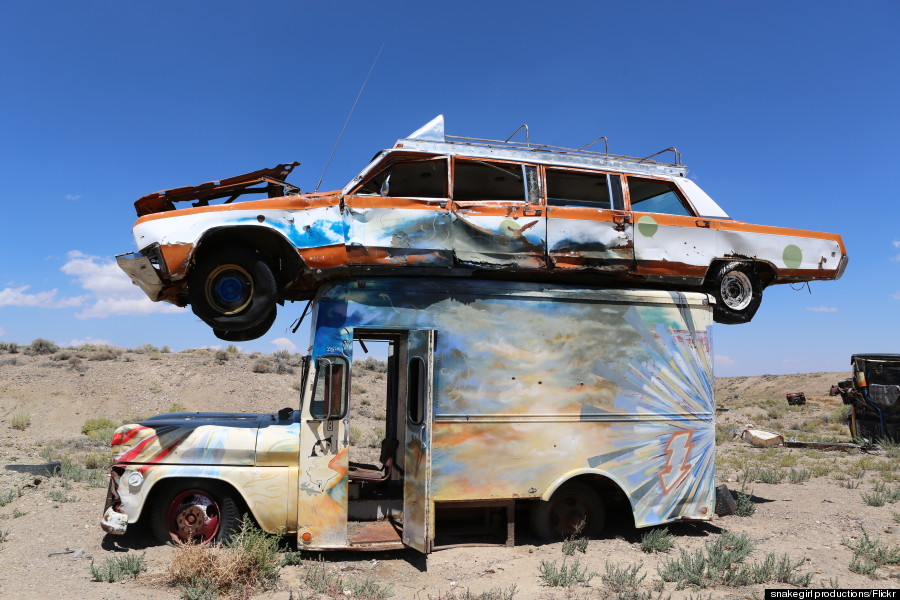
[402,330,435,552]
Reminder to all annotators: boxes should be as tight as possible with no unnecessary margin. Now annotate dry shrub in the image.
[168,520,280,599]
[252,358,274,374]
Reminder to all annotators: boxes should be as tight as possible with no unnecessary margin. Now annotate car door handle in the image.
[695,219,711,228]
[612,214,631,224]
[523,207,542,216]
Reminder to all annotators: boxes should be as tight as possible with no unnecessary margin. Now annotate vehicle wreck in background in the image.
[836,354,900,442]
[117,115,848,340]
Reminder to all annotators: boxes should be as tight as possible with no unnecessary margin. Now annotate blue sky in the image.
[0,1,897,376]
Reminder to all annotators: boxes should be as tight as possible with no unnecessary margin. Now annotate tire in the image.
[706,262,763,324]
[150,480,241,545]
[189,247,277,332]
[530,482,605,542]
[213,307,277,342]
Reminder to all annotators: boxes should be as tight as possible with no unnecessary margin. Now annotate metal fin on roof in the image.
[405,114,445,142]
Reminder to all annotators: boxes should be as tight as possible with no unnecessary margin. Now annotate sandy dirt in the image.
[0,347,897,599]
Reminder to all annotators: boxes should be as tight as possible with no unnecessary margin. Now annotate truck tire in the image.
[150,481,242,545]
[707,262,763,324]
[189,247,277,332]
[530,482,605,542]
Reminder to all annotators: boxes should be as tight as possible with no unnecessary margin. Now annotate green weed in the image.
[788,468,811,484]
[89,553,147,582]
[843,530,900,578]
[602,562,647,600]
[641,527,675,553]
[538,558,596,587]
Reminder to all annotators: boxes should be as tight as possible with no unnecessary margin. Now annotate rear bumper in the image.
[116,250,165,300]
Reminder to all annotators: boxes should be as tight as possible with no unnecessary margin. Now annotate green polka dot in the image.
[637,215,658,237]
[783,245,803,268]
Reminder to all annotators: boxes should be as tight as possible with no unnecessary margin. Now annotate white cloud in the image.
[0,285,85,308]
[270,337,297,352]
[805,306,838,312]
[0,326,6,336]
[893,240,900,248]
[68,337,112,347]
[714,354,736,366]
[893,292,900,300]
[61,250,187,319]
[65,194,82,201]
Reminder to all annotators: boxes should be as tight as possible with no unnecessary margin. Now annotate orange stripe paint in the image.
[135,192,342,225]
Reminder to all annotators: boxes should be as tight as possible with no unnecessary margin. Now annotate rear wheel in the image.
[706,262,764,324]
[189,247,277,332]
[530,482,605,542]
[150,481,241,545]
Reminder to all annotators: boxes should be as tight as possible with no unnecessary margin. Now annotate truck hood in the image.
[111,412,268,466]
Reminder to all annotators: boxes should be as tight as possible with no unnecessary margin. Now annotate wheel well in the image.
[194,227,302,288]
[552,474,630,512]
[704,259,776,287]
[142,476,251,523]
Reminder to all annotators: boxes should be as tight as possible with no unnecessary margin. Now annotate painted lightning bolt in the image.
[658,430,695,495]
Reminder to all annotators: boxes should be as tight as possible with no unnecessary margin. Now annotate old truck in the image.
[117,115,847,340]
[101,278,716,551]
[835,354,900,442]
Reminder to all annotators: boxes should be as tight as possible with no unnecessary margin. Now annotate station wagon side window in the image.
[357,158,448,198]
[310,355,348,420]
[627,177,694,216]
[453,160,538,202]
[546,169,624,210]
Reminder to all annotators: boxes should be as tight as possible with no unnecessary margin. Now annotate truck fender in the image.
[540,467,628,502]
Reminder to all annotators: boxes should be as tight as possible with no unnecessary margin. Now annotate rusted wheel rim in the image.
[720,271,752,311]
[205,264,253,315]
[166,490,221,544]
[549,492,592,536]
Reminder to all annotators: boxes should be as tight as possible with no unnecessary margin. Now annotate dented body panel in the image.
[103,278,717,551]
[118,116,846,327]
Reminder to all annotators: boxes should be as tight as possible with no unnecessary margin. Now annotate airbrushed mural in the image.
[310,278,716,529]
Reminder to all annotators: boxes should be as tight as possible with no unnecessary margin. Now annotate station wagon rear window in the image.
[454,160,537,202]
[628,177,693,216]
[546,169,624,210]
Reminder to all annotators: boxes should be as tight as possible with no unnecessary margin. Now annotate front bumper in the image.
[101,506,128,535]
[116,250,165,300]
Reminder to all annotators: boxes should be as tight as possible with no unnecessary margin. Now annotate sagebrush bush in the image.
[90,553,146,582]
[168,519,280,599]
[252,358,274,374]
[24,338,58,355]
[10,413,31,431]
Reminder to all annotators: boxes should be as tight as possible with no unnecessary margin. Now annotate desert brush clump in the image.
[538,558,596,587]
[657,531,811,589]
[427,586,517,600]
[640,527,675,553]
[24,338,58,355]
[168,518,281,600]
[601,561,648,600]
[82,417,119,445]
[300,559,393,599]
[843,529,900,577]
[10,413,31,430]
[89,553,147,582]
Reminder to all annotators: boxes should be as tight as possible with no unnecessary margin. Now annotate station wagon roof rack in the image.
[394,115,687,178]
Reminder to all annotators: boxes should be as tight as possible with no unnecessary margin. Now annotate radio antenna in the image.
[315,42,385,193]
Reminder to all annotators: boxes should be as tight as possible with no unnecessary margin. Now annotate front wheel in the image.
[707,261,764,324]
[189,247,277,332]
[530,482,605,542]
[150,481,241,545]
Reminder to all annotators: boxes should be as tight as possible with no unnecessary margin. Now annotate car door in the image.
[343,157,453,268]
[297,354,350,548]
[627,176,717,284]
[545,167,634,272]
[450,158,546,269]
[403,330,435,553]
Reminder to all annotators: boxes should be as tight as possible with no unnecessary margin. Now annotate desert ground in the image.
[0,341,897,599]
